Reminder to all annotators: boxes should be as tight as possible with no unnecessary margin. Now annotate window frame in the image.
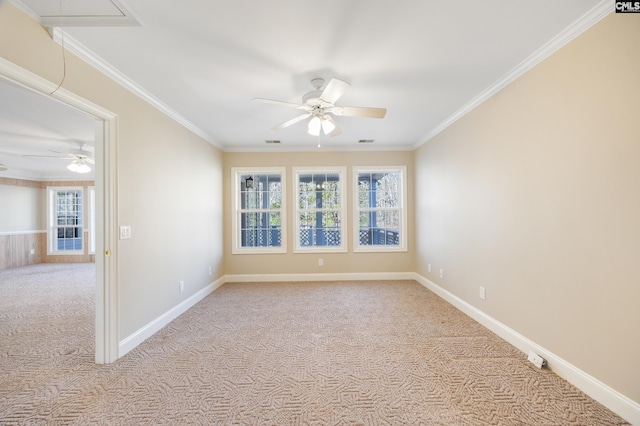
[353,166,408,253]
[47,186,85,255]
[293,166,347,253]
[89,186,96,255]
[231,167,286,254]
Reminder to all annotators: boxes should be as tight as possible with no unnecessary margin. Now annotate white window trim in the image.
[353,166,408,253]
[47,186,85,256]
[293,166,347,253]
[89,186,96,255]
[231,167,286,254]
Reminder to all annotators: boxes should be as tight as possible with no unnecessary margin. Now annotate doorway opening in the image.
[0,57,118,364]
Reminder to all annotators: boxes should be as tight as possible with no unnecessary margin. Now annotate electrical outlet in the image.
[479,287,486,300]
[179,281,184,292]
[527,351,546,369]
[208,266,212,276]
[30,248,35,255]
[318,258,324,266]
[428,263,431,273]
[439,269,444,279]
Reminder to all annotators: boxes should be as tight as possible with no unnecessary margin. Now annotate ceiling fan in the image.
[253,77,386,137]
[22,143,95,173]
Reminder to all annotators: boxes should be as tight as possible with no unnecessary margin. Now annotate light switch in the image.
[119,225,132,240]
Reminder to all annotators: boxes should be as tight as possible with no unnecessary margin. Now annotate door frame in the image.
[0,57,119,363]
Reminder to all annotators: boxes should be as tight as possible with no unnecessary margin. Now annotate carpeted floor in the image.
[0,263,629,425]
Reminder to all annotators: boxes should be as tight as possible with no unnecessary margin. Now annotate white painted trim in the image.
[48,29,222,150]
[0,230,46,236]
[352,165,408,253]
[8,0,42,24]
[0,168,95,180]
[0,57,116,120]
[223,144,416,153]
[119,277,226,357]
[0,56,119,365]
[225,272,415,283]
[94,116,119,364]
[45,186,85,256]
[231,167,288,255]
[415,0,613,148]
[413,273,640,425]
[292,166,348,254]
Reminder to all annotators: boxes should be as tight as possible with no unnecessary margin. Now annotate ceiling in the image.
[1,0,609,178]
[0,79,95,180]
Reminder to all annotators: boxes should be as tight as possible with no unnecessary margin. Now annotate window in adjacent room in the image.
[294,167,347,252]
[89,186,96,254]
[354,166,407,252]
[47,187,84,255]
[232,167,286,254]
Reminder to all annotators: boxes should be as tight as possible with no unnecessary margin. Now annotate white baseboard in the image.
[119,272,410,356]
[119,276,225,357]
[413,273,640,425]
[224,271,415,283]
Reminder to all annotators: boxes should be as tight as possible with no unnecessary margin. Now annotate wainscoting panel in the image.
[0,231,94,271]
[0,231,45,271]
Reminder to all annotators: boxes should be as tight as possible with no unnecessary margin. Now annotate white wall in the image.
[0,182,43,232]
[0,3,225,344]
[415,13,640,405]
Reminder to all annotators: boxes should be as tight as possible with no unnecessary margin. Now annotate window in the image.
[354,167,407,252]
[89,186,96,254]
[294,167,346,252]
[232,167,286,253]
[48,187,84,254]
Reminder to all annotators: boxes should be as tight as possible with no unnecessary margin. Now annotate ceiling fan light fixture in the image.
[255,77,386,138]
[67,159,91,173]
[308,116,321,136]
[321,117,335,135]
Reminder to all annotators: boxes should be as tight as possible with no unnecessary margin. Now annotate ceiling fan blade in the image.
[334,106,386,119]
[253,97,304,109]
[22,154,72,159]
[273,113,312,130]
[319,78,350,104]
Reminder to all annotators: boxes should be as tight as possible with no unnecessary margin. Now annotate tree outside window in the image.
[294,168,346,252]
[354,167,407,252]
[232,167,286,254]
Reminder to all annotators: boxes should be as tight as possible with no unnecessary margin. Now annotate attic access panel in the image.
[13,0,139,26]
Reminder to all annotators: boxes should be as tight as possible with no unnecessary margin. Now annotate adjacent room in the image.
[1,0,638,424]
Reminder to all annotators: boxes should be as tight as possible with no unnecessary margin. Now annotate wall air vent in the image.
[358,139,374,144]
[265,140,281,144]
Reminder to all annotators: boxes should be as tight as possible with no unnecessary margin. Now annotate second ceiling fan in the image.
[254,77,386,137]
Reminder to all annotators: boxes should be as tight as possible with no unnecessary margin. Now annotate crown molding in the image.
[8,0,42,23]
[223,143,416,153]
[415,0,613,149]
[49,28,223,151]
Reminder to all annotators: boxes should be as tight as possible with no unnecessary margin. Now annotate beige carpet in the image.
[0,263,629,425]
